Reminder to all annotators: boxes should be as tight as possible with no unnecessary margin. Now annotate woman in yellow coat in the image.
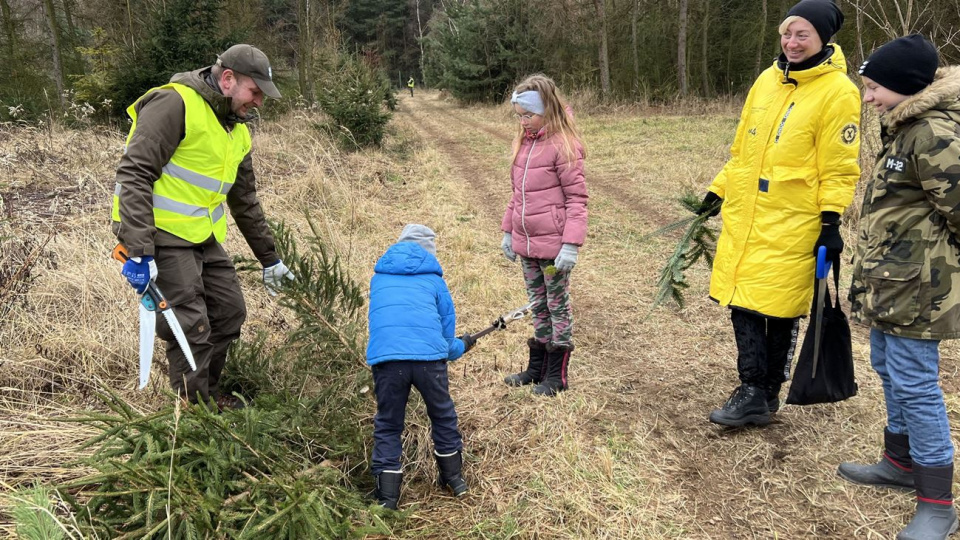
[699,0,861,427]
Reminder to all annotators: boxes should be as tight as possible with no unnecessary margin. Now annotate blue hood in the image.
[374,242,444,277]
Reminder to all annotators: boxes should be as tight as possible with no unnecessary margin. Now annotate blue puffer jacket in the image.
[366,242,466,366]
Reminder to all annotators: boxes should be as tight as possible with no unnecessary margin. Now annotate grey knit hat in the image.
[398,224,437,256]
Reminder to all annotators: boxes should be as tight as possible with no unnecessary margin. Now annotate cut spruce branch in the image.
[648,194,720,311]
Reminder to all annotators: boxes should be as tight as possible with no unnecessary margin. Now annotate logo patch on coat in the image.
[884,156,906,172]
[759,178,769,192]
[841,123,858,145]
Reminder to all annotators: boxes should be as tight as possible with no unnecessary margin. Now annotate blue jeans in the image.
[870,328,953,467]
[371,360,462,475]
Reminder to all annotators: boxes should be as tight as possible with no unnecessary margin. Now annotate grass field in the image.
[1,90,959,538]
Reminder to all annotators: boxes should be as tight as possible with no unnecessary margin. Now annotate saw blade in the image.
[162,309,197,371]
[138,304,156,390]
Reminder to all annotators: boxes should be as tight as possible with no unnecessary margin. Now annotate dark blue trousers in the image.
[371,360,462,474]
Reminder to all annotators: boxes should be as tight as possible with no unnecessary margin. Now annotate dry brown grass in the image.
[1,91,959,539]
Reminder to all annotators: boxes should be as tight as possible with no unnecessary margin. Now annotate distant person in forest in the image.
[366,224,475,510]
[111,44,293,410]
[697,0,861,427]
[408,77,415,97]
[838,35,960,540]
[500,74,588,397]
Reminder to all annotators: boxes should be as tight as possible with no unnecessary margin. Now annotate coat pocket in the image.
[861,260,923,325]
[550,205,566,234]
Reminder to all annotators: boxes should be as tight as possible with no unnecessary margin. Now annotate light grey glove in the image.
[263,259,296,296]
[554,244,579,272]
[501,232,517,262]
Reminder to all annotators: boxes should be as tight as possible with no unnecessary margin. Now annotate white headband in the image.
[511,90,545,115]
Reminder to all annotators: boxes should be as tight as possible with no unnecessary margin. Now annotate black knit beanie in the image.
[786,0,844,44]
[859,34,939,96]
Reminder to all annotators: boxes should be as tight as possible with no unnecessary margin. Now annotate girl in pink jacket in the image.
[500,74,588,397]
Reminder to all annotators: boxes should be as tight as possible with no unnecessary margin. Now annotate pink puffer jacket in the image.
[501,131,588,259]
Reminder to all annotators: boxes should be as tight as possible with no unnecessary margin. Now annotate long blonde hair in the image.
[510,74,585,167]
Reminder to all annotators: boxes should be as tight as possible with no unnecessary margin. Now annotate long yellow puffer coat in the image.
[709,44,861,319]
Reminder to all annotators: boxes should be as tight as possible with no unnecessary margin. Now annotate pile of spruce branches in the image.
[10,217,392,539]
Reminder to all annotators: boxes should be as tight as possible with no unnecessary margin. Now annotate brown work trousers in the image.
[154,242,246,403]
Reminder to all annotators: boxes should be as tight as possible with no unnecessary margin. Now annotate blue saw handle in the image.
[815,245,831,279]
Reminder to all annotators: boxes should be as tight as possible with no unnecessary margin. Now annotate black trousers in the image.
[731,308,800,394]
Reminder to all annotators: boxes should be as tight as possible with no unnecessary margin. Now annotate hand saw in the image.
[113,244,197,389]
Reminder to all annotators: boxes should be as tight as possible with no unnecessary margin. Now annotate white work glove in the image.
[263,259,296,296]
[501,232,517,262]
[554,244,579,272]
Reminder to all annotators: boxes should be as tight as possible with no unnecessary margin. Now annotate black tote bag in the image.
[786,262,858,405]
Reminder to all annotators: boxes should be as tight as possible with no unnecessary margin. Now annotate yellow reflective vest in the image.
[708,45,861,318]
[112,83,251,244]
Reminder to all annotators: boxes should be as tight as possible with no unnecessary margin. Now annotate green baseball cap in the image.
[216,44,282,99]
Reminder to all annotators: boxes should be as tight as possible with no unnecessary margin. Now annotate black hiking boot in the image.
[505,339,548,387]
[435,450,468,496]
[374,470,403,510]
[898,463,957,540]
[708,384,771,427]
[532,344,572,397]
[838,428,914,491]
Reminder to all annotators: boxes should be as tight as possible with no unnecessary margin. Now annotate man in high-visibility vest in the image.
[111,44,294,408]
[407,77,415,97]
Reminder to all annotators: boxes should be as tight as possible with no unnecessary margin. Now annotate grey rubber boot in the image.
[435,450,468,496]
[708,384,771,427]
[504,339,548,387]
[897,463,957,540]
[532,344,571,397]
[838,429,914,491]
[374,470,403,510]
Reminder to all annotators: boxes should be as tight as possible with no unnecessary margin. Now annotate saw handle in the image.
[112,243,168,311]
[815,245,831,280]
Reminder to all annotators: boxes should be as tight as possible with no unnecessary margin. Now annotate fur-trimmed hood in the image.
[883,66,960,129]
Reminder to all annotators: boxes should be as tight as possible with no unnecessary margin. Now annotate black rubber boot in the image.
[708,384,771,427]
[435,450,468,496]
[532,344,571,397]
[838,428,914,491]
[504,339,548,387]
[897,463,957,540]
[374,470,403,510]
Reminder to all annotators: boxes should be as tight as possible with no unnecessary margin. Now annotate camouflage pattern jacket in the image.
[849,66,960,339]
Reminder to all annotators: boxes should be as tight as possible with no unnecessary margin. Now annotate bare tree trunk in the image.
[416,0,425,85]
[41,0,66,105]
[594,0,611,98]
[0,0,17,60]
[678,0,688,96]
[297,0,314,102]
[632,0,640,96]
[855,0,865,66]
[700,0,710,97]
[754,0,768,78]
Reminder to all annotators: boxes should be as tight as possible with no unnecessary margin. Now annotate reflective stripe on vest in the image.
[111,82,250,244]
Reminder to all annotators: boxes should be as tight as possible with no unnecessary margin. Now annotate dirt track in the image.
[391,91,957,539]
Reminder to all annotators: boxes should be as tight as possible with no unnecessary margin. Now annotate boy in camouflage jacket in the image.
[840,35,960,540]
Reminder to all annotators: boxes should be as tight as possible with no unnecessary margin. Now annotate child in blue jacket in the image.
[366,224,475,510]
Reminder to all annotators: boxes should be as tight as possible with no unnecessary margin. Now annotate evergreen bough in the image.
[649,194,720,311]
[48,217,391,539]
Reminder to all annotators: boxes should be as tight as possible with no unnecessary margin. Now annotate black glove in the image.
[459,333,476,353]
[813,211,843,262]
[696,192,722,217]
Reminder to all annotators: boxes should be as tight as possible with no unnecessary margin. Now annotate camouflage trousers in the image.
[520,256,573,347]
